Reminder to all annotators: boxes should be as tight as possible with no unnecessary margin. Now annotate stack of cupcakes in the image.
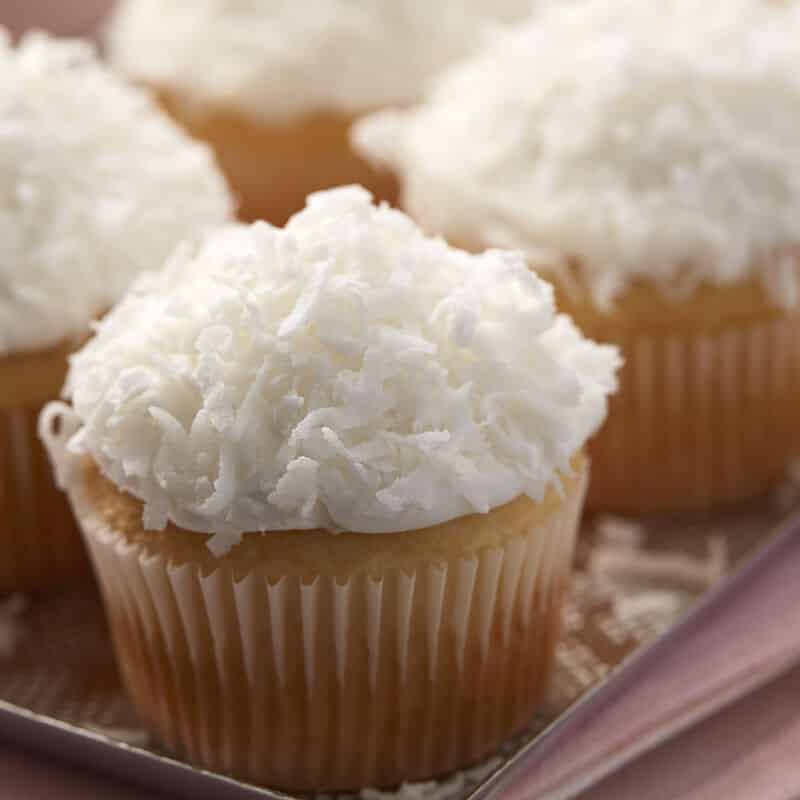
[355,0,800,514]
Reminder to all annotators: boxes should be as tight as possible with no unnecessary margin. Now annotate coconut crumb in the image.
[588,521,728,594]
[0,594,28,659]
[359,757,503,800]
[83,724,150,747]
[583,517,729,637]
[594,515,645,548]
[772,458,800,513]
[611,590,684,624]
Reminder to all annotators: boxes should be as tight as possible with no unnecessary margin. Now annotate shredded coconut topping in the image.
[0,31,234,356]
[106,0,535,122]
[355,0,800,307]
[50,187,618,550]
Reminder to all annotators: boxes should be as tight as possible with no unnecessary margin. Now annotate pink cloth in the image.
[582,665,800,800]
[496,522,800,800]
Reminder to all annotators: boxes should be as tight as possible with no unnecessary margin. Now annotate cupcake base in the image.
[1,343,89,592]
[556,276,800,514]
[70,456,586,792]
[160,94,399,225]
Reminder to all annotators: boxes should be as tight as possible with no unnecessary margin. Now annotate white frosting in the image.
[49,187,619,550]
[106,0,535,122]
[0,31,234,356]
[355,0,800,308]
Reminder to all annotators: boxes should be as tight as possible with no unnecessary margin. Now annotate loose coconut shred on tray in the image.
[0,595,28,660]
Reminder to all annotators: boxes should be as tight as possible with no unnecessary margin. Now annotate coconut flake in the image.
[355,0,800,307]
[0,31,233,356]
[54,187,619,545]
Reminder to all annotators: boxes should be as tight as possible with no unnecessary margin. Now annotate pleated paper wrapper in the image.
[68,465,586,792]
[587,315,800,513]
[0,406,88,592]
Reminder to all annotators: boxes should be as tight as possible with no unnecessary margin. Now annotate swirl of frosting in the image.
[0,31,234,356]
[355,0,800,308]
[51,187,619,552]
[106,0,535,122]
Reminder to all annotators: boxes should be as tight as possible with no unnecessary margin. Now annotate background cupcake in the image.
[355,0,800,515]
[0,31,233,591]
[43,187,618,790]
[105,0,536,225]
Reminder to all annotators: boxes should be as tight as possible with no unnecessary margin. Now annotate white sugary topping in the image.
[0,32,234,356]
[355,0,800,308]
[50,187,618,549]
[106,0,535,122]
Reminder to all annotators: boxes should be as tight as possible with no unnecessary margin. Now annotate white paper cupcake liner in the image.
[587,314,800,513]
[0,406,87,591]
[67,464,587,792]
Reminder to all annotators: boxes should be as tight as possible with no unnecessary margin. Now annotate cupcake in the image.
[355,0,800,514]
[42,187,618,790]
[0,31,233,592]
[105,0,535,225]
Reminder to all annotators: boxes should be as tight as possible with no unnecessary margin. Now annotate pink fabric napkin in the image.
[582,664,800,800]
[493,521,800,800]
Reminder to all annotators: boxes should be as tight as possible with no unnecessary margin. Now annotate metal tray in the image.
[0,483,799,800]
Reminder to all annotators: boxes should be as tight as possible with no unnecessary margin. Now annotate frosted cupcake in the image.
[355,0,800,514]
[105,0,535,225]
[42,187,618,790]
[0,31,233,591]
